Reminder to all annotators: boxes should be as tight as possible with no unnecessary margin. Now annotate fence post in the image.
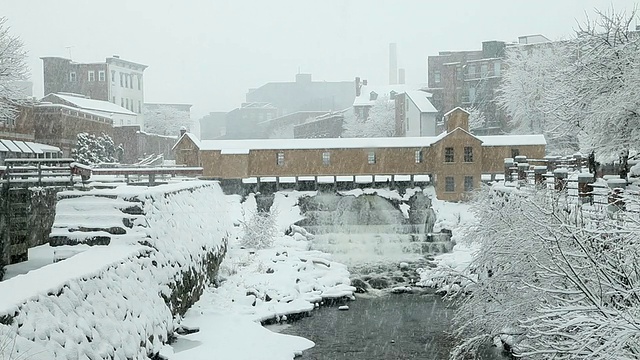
[577,172,594,203]
[553,168,568,191]
[517,162,529,181]
[534,166,547,187]
[504,158,514,181]
[606,178,627,212]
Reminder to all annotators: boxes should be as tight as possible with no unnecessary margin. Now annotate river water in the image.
[281,293,507,360]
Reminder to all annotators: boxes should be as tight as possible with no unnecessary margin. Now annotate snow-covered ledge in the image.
[0,181,229,359]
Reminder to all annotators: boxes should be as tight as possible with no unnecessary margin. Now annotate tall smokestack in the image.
[398,68,406,85]
[389,43,398,85]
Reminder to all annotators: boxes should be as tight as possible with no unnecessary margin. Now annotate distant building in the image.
[246,74,355,117]
[352,82,409,121]
[425,36,550,134]
[225,102,278,139]
[293,111,345,139]
[259,111,330,139]
[199,112,227,140]
[42,93,137,127]
[41,55,147,126]
[394,90,438,137]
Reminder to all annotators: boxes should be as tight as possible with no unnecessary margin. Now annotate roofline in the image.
[443,107,471,117]
[106,57,148,70]
[43,93,137,116]
[144,103,193,108]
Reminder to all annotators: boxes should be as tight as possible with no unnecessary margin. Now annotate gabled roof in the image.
[43,93,136,116]
[0,139,61,154]
[443,107,470,117]
[405,91,437,113]
[172,132,201,151]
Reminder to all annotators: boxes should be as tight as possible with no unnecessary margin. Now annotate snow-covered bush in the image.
[240,209,278,249]
[72,132,122,166]
[0,17,29,124]
[342,95,395,137]
[449,185,640,359]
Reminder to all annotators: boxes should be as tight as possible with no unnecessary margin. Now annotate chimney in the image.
[355,77,361,97]
[113,55,120,59]
[389,43,398,85]
[398,68,405,85]
[179,126,187,137]
[369,91,378,101]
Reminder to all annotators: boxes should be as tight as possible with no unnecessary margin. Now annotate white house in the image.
[402,90,438,137]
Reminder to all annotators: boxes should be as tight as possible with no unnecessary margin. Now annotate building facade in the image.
[224,103,278,139]
[41,93,137,127]
[394,90,438,137]
[174,108,546,201]
[246,74,355,117]
[425,36,550,134]
[41,55,147,126]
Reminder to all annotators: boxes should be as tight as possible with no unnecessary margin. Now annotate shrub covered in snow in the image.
[240,209,279,249]
[72,132,123,166]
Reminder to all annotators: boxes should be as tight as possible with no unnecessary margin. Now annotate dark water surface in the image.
[282,293,506,360]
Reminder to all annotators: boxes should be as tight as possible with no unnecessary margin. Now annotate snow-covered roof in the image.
[195,134,447,151]
[405,91,437,113]
[0,139,61,154]
[443,107,470,117]
[353,84,411,107]
[172,132,201,151]
[45,93,136,116]
[0,139,22,152]
[477,134,547,146]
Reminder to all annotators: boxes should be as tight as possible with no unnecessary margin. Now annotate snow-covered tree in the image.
[72,133,121,166]
[449,185,640,359]
[343,95,395,137]
[467,106,487,131]
[239,209,279,250]
[143,105,192,136]
[498,8,640,158]
[0,17,29,124]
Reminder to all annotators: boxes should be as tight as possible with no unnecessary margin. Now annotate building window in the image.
[121,98,124,107]
[415,150,423,163]
[511,148,520,159]
[99,70,106,81]
[138,101,142,113]
[481,64,488,77]
[468,87,476,103]
[494,62,501,76]
[111,70,116,83]
[322,152,331,165]
[464,147,473,162]
[444,147,454,163]
[125,98,129,109]
[69,71,76,82]
[137,75,142,90]
[445,177,455,192]
[406,117,409,131]
[467,65,476,78]
[120,73,124,87]
[368,151,376,164]
[88,71,95,82]
[112,96,116,103]
[464,176,474,192]
[434,70,441,83]
[276,152,285,166]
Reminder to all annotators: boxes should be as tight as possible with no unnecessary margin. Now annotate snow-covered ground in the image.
[162,190,356,360]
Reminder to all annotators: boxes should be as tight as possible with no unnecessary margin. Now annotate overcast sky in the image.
[3,0,637,120]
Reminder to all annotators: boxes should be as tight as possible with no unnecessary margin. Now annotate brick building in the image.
[174,108,546,201]
[426,36,550,134]
[41,55,147,127]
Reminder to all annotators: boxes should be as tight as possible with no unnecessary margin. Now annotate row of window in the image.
[445,176,474,192]
[444,147,474,163]
[69,71,106,82]
[112,96,141,113]
[276,150,427,166]
[111,70,142,90]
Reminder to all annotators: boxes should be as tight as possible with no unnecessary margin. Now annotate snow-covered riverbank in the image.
[162,191,356,360]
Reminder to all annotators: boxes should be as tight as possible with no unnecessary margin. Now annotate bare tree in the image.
[0,17,29,124]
